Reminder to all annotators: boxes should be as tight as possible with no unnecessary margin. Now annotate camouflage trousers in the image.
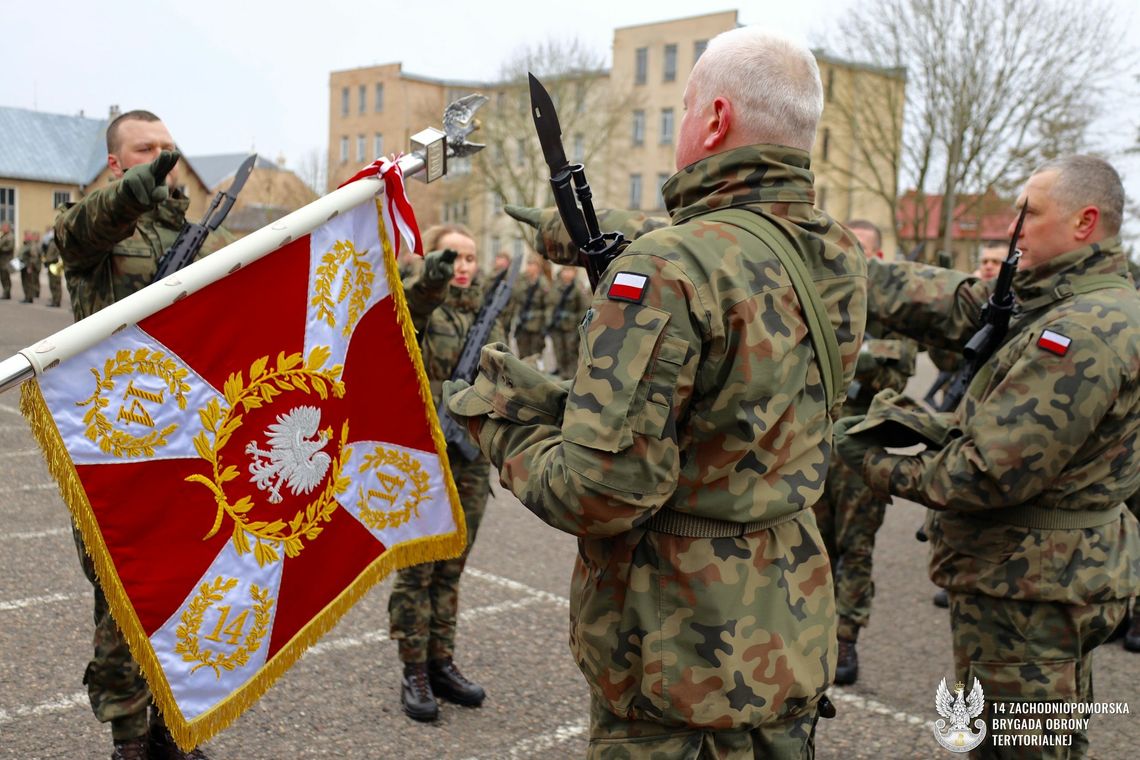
[0,256,11,296]
[388,452,490,663]
[515,329,547,363]
[949,592,1127,759]
[550,327,580,379]
[46,269,62,306]
[72,525,151,741]
[21,262,40,300]
[587,693,819,759]
[812,451,887,642]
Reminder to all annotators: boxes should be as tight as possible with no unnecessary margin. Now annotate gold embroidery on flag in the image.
[355,446,430,530]
[175,576,275,678]
[188,348,352,567]
[76,348,190,457]
[311,239,375,338]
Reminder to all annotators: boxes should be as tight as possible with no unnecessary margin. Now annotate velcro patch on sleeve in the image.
[1037,329,1072,356]
[607,271,649,304]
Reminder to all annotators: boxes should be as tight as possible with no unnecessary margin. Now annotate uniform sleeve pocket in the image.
[632,334,688,439]
[563,304,670,453]
[111,243,156,278]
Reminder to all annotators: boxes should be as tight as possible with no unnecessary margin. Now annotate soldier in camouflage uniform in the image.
[513,254,550,361]
[41,228,63,307]
[485,251,519,339]
[54,109,231,760]
[447,28,868,758]
[547,266,589,379]
[0,222,14,298]
[813,219,916,686]
[18,231,42,303]
[837,155,1140,758]
[388,223,499,722]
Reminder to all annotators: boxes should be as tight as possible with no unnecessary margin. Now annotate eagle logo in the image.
[245,405,332,504]
[932,677,987,752]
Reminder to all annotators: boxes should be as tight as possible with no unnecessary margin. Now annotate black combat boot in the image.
[429,657,486,706]
[148,710,210,759]
[401,661,440,721]
[835,639,859,685]
[933,589,949,608]
[111,737,149,760]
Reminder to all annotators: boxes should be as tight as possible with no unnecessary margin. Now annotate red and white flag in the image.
[18,162,465,749]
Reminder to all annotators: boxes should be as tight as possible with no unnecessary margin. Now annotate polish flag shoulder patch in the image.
[608,272,649,304]
[1037,329,1072,356]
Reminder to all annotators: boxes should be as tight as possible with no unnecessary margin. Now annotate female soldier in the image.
[388,223,499,721]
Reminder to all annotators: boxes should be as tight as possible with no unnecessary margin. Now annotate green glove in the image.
[504,204,542,229]
[855,348,878,375]
[834,414,876,472]
[422,248,457,285]
[121,150,180,208]
[440,378,470,416]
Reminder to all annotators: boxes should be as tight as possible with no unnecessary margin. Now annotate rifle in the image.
[936,201,1027,413]
[527,74,625,291]
[153,153,257,281]
[437,252,524,460]
[545,281,576,332]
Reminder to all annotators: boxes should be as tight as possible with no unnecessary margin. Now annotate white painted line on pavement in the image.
[0,691,87,724]
[465,567,570,606]
[0,403,21,417]
[460,718,589,760]
[9,448,42,457]
[830,687,932,727]
[0,423,27,432]
[0,592,78,612]
[0,482,56,495]
[1,527,69,542]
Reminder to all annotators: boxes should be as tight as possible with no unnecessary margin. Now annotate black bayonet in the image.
[527,73,624,290]
[154,152,258,280]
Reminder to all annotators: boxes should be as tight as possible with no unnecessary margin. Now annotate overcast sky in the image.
[3,0,1138,235]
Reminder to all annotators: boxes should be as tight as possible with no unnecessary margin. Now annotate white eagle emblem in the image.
[245,405,332,504]
[932,677,987,752]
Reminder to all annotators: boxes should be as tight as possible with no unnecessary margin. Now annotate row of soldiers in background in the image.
[0,221,64,307]
[485,250,590,379]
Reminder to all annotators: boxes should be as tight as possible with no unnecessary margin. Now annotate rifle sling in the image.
[706,209,845,409]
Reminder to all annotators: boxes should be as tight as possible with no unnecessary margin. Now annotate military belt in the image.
[983,502,1123,530]
[645,507,801,538]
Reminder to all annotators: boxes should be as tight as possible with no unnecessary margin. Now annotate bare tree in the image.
[827,0,1126,260]
[296,148,328,197]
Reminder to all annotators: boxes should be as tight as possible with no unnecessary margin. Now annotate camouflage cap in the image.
[846,388,962,449]
[446,342,567,426]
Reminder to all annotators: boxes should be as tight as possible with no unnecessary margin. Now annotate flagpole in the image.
[0,134,451,397]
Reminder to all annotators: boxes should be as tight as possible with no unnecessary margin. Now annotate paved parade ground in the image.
[1,292,1136,759]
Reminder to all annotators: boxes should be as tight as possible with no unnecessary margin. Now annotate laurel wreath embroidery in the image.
[174,576,275,677]
[187,348,351,567]
[75,348,190,457]
[311,239,374,338]
[355,446,431,530]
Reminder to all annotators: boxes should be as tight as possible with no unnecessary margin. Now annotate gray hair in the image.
[1034,155,1124,237]
[689,27,823,152]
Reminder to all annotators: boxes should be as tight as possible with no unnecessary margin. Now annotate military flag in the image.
[17,159,465,749]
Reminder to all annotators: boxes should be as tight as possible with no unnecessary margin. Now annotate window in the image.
[375,83,384,112]
[357,134,366,162]
[821,127,831,162]
[575,82,586,113]
[52,190,71,209]
[664,44,677,82]
[572,134,585,162]
[358,85,366,114]
[635,47,648,85]
[694,40,708,64]
[493,194,502,215]
[0,187,14,225]
[340,87,349,117]
[373,133,383,158]
[632,110,645,146]
[660,108,674,144]
[656,173,669,209]
[339,136,349,164]
[826,68,835,103]
[513,237,523,258]
[629,173,642,210]
[516,138,526,166]
[817,185,828,211]
[491,236,501,253]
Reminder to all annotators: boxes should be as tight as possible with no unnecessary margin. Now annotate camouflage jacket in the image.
[450,144,867,728]
[18,241,41,266]
[514,277,550,333]
[546,280,590,332]
[844,314,917,412]
[54,179,232,321]
[407,269,505,405]
[0,230,13,259]
[863,239,1140,603]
